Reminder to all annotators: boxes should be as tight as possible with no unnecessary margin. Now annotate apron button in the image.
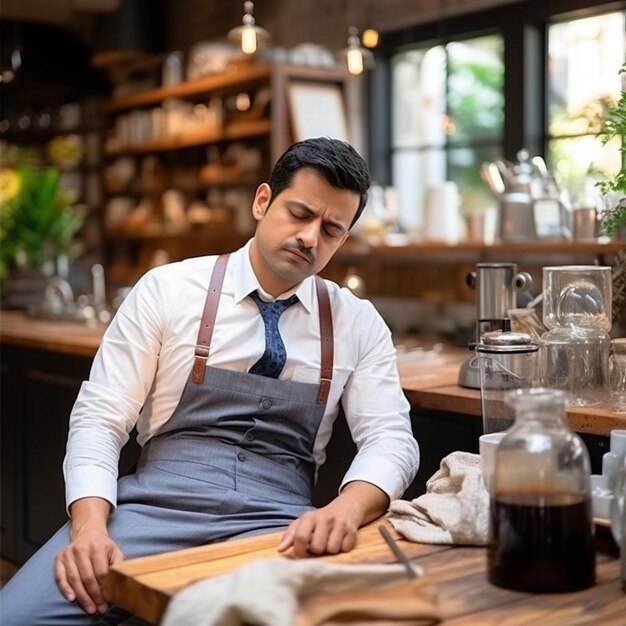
[246,432,254,442]
[237,452,246,462]
[261,399,272,410]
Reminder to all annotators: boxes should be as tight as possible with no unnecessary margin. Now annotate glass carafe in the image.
[488,388,595,592]
[540,265,612,407]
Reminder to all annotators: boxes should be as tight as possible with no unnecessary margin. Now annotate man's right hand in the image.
[54,497,123,615]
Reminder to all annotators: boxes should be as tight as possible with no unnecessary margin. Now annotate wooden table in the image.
[104,520,625,625]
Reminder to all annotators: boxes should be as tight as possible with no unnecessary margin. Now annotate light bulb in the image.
[241,26,257,54]
[347,47,364,75]
[362,28,379,48]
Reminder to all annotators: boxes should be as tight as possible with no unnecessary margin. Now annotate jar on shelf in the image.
[488,388,595,593]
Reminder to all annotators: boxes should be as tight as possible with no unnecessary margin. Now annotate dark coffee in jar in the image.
[488,490,595,592]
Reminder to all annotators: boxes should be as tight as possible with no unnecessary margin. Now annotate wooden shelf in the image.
[104,227,250,241]
[103,63,351,114]
[104,119,271,156]
[104,174,261,196]
[100,63,355,284]
[335,239,625,261]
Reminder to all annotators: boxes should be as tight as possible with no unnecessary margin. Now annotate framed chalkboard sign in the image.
[287,82,350,142]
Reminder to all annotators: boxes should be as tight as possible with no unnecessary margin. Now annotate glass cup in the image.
[609,338,626,414]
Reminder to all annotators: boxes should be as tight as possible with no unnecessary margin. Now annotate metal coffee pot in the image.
[481,149,567,241]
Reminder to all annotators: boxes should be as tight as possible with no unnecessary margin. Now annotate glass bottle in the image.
[488,388,595,592]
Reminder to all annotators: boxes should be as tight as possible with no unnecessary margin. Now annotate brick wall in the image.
[164,0,524,53]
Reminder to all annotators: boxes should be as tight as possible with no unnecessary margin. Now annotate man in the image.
[1,137,419,625]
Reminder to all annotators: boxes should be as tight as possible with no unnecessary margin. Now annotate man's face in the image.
[249,167,359,296]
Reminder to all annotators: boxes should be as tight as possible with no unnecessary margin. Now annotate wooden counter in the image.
[103,519,625,626]
[1,311,624,434]
[399,350,626,436]
[0,310,103,357]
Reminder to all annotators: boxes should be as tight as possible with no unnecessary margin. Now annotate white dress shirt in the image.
[63,241,419,510]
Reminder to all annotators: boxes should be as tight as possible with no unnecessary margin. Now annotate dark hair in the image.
[267,137,370,228]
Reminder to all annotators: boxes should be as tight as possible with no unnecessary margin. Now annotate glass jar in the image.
[488,388,595,592]
[540,265,612,407]
[609,338,626,414]
[540,327,609,407]
[475,329,539,434]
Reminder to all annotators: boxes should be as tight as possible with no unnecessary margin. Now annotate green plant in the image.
[0,166,85,282]
[597,65,626,237]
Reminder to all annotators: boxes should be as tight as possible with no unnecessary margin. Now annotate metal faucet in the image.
[43,276,75,312]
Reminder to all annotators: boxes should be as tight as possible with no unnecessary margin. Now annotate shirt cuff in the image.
[339,453,416,502]
[65,465,118,515]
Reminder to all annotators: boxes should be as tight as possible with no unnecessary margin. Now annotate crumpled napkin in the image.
[161,556,440,626]
[387,451,489,546]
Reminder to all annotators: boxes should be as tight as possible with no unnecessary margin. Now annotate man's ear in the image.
[252,183,272,222]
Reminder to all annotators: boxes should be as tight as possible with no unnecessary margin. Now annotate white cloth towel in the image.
[387,451,489,546]
[161,556,439,626]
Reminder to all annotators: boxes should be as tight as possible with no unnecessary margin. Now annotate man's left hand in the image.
[276,481,389,558]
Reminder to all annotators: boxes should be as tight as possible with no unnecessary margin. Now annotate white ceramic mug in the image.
[479,432,506,492]
[610,457,626,590]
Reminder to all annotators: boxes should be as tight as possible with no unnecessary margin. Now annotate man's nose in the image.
[297,220,320,248]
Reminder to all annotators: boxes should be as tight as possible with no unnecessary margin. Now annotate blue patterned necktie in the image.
[249,291,299,378]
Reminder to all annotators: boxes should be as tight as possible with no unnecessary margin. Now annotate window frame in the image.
[369,0,626,185]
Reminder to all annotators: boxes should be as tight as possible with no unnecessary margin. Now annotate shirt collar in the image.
[231,239,315,313]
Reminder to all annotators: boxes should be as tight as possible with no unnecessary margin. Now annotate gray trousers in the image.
[0,442,313,626]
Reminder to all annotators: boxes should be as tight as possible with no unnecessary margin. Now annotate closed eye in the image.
[324,223,343,238]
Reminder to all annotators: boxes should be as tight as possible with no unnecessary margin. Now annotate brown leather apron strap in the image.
[315,275,334,405]
[192,254,230,384]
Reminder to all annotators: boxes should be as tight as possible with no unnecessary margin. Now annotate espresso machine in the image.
[458,262,533,388]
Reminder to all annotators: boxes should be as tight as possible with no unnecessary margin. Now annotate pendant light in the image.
[338,0,375,76]
[228,1,270,56]
[340,27,374,76]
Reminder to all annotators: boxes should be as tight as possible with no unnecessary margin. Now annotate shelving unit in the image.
[100,62,356,287]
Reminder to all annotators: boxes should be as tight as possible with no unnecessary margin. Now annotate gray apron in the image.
[0,255,335,626]
[112,252,335,548]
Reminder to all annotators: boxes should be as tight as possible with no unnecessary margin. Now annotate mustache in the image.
[284,242,315,264]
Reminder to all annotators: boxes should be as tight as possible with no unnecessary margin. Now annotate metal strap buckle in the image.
[194,345,209,358]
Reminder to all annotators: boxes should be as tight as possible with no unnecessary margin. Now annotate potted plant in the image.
[0,165,86,307]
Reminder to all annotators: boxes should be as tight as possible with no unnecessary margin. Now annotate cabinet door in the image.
[17,351,90,563]
[1,357,19,562]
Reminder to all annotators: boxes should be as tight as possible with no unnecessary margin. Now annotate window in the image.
[391,34,504,231]
[547,11,625,205]
[380,1,625,233]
